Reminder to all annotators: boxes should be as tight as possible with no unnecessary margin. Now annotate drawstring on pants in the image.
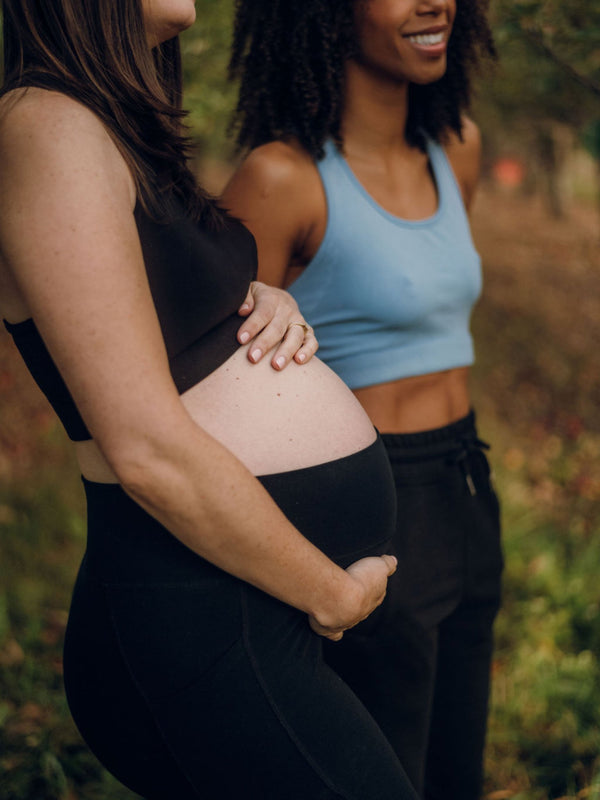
[447,438,490,496]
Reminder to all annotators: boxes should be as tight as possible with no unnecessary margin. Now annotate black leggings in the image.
[323,412,504,800]
[63,436,418,800]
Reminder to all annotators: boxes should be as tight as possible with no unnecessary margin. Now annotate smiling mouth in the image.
[406,32,445,46]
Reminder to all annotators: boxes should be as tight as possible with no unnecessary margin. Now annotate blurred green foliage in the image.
[493,0,600,96]
[180,0,236,159]
[472,2,600,215]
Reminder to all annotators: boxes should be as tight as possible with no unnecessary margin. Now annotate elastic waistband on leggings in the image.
[79,433,396,581]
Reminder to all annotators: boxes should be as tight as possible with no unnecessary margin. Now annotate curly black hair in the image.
[229,0,496,156]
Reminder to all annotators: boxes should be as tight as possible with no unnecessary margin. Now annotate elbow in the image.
[91,404,201,513]
[105,436,175,507]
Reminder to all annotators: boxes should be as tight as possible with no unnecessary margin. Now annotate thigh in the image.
[424,454,503,800]
[323,606,437,795]
[67,567,418,800]
[64,563,202,800]
[131,585,419,800]
[212,584,419,800]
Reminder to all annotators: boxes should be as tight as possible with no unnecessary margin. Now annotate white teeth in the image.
[407,33,444,46]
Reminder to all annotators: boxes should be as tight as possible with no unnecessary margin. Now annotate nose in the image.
[416,0,451,15]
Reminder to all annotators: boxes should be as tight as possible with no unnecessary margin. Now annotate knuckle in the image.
[253,334,269,350]
[243,322,260,336]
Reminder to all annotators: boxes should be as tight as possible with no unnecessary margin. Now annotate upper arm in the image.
[444,117,481,213]
[222,142,320,288]
[0,90,186,463]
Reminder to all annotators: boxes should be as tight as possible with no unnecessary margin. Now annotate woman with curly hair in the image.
[223,2,503,797]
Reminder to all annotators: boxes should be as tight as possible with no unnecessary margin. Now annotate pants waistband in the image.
[380,410,477,450]
[380,411,491,495]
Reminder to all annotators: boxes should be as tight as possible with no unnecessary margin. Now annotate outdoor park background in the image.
[0,1,599,798]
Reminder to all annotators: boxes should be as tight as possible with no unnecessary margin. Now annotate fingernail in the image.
[296,353,306,363]
[239,304,250,312]
[250,348,262,362]
[239,331,250,343]
[275,356,285,369]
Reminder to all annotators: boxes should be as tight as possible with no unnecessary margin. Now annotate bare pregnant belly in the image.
[180,346,376,474]
[77,345,376,481]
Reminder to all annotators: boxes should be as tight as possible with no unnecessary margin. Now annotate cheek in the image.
[355,1,409,48]
[447,0,457,25]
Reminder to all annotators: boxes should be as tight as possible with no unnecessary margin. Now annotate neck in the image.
[341,59,411,157]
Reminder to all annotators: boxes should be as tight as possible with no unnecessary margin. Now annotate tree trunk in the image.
[535,126,564,218]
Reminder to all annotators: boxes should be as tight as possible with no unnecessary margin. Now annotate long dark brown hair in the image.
[230,0,496,157]
[1,0,222,223]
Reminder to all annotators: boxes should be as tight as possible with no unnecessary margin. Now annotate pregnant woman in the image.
[0,1,418,798]
[223,1,504,798]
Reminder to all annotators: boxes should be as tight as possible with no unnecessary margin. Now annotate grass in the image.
[0,183,599,798]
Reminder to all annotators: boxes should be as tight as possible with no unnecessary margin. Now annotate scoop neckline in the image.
[328,139,444,228]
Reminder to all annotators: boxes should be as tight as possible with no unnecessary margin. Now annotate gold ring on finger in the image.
[286,321,311,337]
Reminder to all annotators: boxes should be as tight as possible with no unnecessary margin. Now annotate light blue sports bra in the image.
[288,139,482,390]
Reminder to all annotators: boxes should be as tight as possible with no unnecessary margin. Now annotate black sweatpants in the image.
[63,436,419,800]
[323,411,504,800]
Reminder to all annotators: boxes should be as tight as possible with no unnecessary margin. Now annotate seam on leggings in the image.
[104,586,203,799]
[240,583,356,800]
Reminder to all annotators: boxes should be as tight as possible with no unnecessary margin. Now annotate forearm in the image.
[116,423,357,627]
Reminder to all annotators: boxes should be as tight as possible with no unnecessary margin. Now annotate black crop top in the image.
[3,197,258,441]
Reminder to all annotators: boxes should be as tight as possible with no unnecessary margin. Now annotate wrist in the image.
[309,567,363,631]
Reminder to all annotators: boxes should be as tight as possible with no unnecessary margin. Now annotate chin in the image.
[410,66,448,86]
[174,10,197,34]
[156,15,195,42]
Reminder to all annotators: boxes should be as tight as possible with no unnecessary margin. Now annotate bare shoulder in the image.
[0,87,137,319]
[223,138,324,282]
[225,138,318,201]
[443,117,481,210]
[1,87,108,148]
[223,137,322,243]
[0,87,133,202]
